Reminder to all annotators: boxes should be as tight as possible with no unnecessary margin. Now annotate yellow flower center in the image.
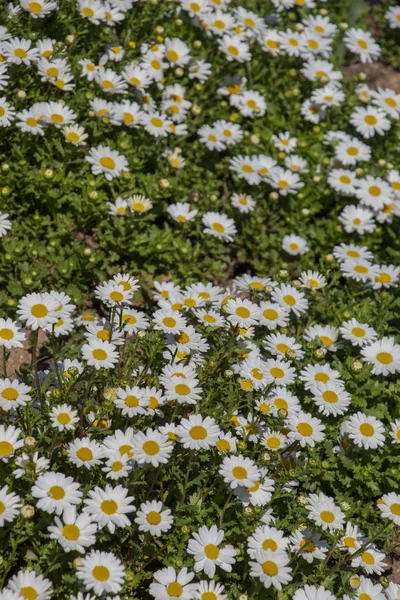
[167,49,179,61]
[262,539,278,551]
[262,561,278,576]
[101,499,118,514]
[390,503,400,516]
[92,349,107,361]
[92,566,110,581]
[49,485,65,500]
[166,582,183,597]
[297,423,313,436]
[62,524,80,540]
[125,395,139,408]
[76,447,93,461]
[227,46,239,56]
[67,132,80,143]
[146,511,161,525]
[100,157,116,170]
[376,352,393,364]
[142,440,160,455]
[15,48,28,59]
[151,117,163,128]
[361,551,374,565]
[364,115,377,126]
[20,588,38,600]
[175,383,190,395]
[1,387,18,401]
[204,544,219,559]
[270,367,284,379]
[352,327,365,337]
[235,307,250,320]
[31,303,48,318]
[232,466,247,479]
[322,391,338,403]
[110,290,123,302]
[267,436,281,449]
[57,413,71,425]
[212,222,225,233]
[320,510,335,523]
[190,426,207,440]
[343,536,356,548]
[359,423,374,437]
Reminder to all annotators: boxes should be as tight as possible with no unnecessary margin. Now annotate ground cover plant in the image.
[0,0,400,598]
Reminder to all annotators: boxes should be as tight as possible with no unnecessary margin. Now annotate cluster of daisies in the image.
[0,270,399,598]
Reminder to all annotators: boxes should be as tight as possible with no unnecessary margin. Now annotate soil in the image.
[345,61,400,92]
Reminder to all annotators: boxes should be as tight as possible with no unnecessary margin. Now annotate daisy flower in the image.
[385,6,400,29]
[340,319,377,347]
[187,524,236,577]
[344,28,381,63]
[153,308,187,334]
[84,484,135,533]
[0,213,11,237]
[202,212,237,242]
[3,37,40,65]
[165,37,191,66]
[81,339,119,370]
[299,271,327,290]
[0,485,21,527]
[307,492,345,531]
[48,505,97,553]
[361,337,400,375]
[272,284,309,316]
[378,493,400,526]
[17,292,59,330]
[347,412,385,449]
[142,112,172,137]
[335,137,371,166]
[195,580,228,600]
[289,529,329,564]
[163,375,202,405]
[67,437,104,469]
[371,265,400,289]
[293,585,336,600]
[268,167,303,195]
[259,302,289,330]
[339,205,376,234]
[219,454,260,489]
[218,34,251,62]
[50,404,79,431]
[167,202,198,223]
[0,424,23,462]
[149,566,197,600]
[77,550,125,596]
[8,571,52,600]
[225,298,261,326]
[86,145,128,180]
[132,429,173,467]
[287,412,325,447]
[350,106,391,139]
[389,419,400,444]
[230,193,256,213]
[249,550,292,590]
[0,378,31,411]
[282,234,309,256]
[351,545,387,575]
[135,500,173,536]
[177,414,220,450]
[31,472,82,514]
